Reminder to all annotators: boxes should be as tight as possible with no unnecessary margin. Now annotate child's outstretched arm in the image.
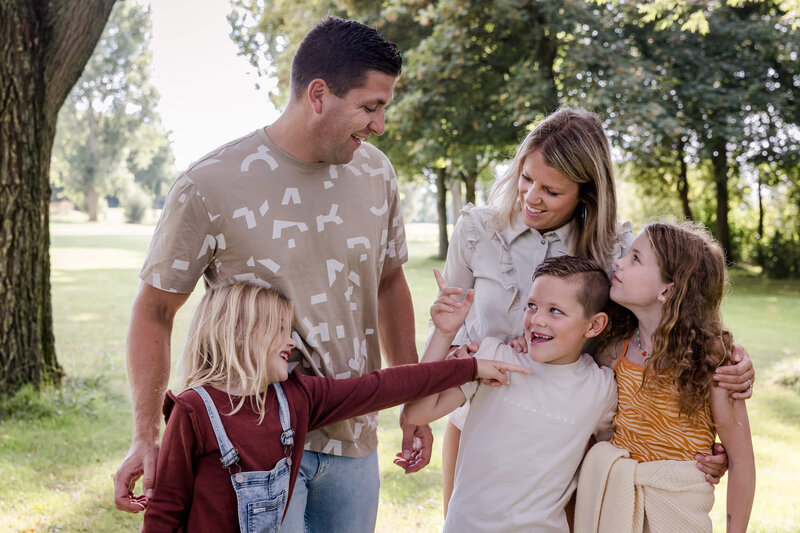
[404,358,530,425]
[404,269,530,425]
[709,384,756,533]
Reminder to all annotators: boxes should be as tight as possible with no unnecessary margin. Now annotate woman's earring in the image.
[658,295,666,303]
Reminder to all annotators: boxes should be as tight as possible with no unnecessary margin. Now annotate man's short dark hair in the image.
[291,16,402,99]
[532,256,610,317]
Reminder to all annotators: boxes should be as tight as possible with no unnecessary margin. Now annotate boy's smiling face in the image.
[523,275,604,365]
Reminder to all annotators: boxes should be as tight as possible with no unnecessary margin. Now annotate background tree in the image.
[0,1,117,393]
[50,1,173,221]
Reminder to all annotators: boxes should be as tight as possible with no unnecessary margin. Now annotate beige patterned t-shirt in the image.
[140,128,407,457]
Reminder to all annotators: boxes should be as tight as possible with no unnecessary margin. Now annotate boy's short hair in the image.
[532,256,610,317]
[291,16,402,99]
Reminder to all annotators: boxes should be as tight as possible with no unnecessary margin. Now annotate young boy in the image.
[405,256,618,533]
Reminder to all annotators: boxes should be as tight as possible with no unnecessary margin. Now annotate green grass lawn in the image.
[1,217,799,532]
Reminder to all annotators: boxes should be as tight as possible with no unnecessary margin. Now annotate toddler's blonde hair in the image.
[178,281,293,423]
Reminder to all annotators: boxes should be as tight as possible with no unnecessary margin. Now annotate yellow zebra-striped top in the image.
[610,338,715,462]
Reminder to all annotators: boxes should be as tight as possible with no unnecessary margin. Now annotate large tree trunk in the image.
[710,141,731,259]
[0,0,116,394]
[87,105,100,221]
[436,168,449,259]
[450,177,462,226]
[675,138,693,221]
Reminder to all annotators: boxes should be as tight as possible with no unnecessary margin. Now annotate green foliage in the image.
[759,229,800,278]
[770,358,800,393]
[123,184,151,224]
[0,377,102,421]
[50,1,176,221]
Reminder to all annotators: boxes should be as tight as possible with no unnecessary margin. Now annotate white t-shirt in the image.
[444,338,618,533]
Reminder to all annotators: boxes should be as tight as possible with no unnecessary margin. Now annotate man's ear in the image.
[585,312,609,339]
[307,78,328,114]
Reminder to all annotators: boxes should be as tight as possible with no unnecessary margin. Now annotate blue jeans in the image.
[279,450,380,533]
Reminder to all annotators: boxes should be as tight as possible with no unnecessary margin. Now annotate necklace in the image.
[636,328,649,358]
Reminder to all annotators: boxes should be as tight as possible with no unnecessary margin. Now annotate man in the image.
[113,16,430,532]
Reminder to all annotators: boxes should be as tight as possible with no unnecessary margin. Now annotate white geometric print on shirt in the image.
[171,259,190,271]
[302,316,330,348]
[272,220,309,239]
[232,207,256,229]
[151,273,177,293]
[259,199,269,216]
[366,412,379,430]
[324,166,338,189]
[281,187,301,205]
[321,439,343,456]
[347,236,370,262]
[348,337,367,374]
[197,235,217,258]
[326,259,344,286]
[360,158,391,181]
[240,145,278,172]
[352,422,364,440]
[380,229,388,246]
[342,161,363,176]
[317,204,343,232]
[257,258,280,273]
[310,293,327,305]
[369,200,388,216]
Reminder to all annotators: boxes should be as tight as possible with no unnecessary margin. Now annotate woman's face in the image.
[517,151,581,233]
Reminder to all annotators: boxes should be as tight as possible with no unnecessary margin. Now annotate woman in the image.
[436,107,755,515]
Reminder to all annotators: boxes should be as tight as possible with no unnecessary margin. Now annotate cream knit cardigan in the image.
[574,441,715,533]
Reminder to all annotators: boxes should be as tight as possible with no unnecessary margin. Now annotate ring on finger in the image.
[746,378,753,389]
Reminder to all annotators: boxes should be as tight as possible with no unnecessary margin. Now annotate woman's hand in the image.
[430,268,474,336]
[714,344,755,400]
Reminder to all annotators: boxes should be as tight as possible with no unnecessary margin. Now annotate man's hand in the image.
[714,344,755,400]
[394,409,434,474]
[113,437,159,512]
[695,442,728,484]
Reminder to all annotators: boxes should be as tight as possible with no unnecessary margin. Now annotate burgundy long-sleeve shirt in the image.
[142,357,477,532]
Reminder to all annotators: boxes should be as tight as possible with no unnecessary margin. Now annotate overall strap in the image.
[192,386,240,469]
[272,382,294,449]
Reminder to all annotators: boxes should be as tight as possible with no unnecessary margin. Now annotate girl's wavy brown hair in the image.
[603,221,733,420]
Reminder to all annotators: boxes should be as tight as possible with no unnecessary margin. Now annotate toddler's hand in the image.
[430,268,474,335]
[476,359,530,386]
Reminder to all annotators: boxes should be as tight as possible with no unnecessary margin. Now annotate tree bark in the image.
[0,0,116,394]
[675,138,693,221]
[710,140,731,259]
[450,177,462,226]
[87,105,100,221]
[436,168,449,259]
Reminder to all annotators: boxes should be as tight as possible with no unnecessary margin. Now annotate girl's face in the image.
[610,233,673,311]
[265,320,296,383]
[517,150,581,233]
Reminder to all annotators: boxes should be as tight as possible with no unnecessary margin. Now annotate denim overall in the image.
[193,384,295,533]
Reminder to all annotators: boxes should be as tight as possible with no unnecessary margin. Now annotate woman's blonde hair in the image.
[178,281,293,423]
[488,107,618,267]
